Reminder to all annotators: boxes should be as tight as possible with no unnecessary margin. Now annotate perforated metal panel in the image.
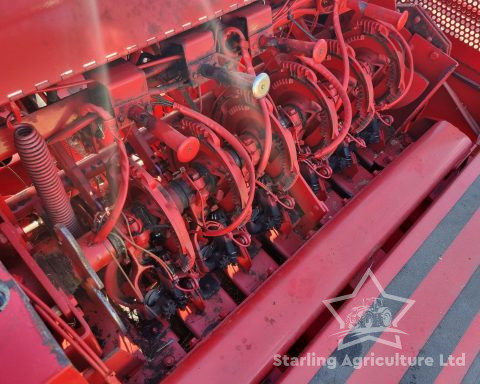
[398,0,480,50]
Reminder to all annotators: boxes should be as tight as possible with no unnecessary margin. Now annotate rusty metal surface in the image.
[0,0,256,104]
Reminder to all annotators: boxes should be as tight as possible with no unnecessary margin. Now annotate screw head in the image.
[162,355,175,367]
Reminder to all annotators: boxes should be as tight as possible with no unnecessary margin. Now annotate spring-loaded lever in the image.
[259,36,328,63]
[199,64,270,99]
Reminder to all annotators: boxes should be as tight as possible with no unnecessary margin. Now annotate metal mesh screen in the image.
[398,0,480,50]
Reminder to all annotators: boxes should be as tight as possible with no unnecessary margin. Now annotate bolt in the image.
[189,337,199,348]
[162,355,175,367]
[430,51,439,61]
[190,171,200,181]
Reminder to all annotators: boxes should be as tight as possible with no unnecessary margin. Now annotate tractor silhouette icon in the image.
[346,297,393,329]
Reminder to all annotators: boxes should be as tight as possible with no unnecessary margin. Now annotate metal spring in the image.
[14,123,81,237]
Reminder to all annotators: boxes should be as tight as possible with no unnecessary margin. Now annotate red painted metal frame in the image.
[280,151,480,383]
[0,0,256,104]
[0,263,86,384]
[0,1,479,382]
[162,122,472,384]
[350,210,480,382]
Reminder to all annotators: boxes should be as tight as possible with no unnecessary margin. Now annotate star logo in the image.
[323,268,415,350]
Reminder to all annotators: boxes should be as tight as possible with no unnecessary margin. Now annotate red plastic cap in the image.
[177,136,200,163]
[397,10,409,31]
[312,39,328,63]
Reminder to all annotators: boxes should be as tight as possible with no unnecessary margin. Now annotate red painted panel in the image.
[436,314,480,384]
[0,264,79,383]
[0,0,256,104]
[348,209,480,383]
[162,122,472,384]
[280,151,480,384]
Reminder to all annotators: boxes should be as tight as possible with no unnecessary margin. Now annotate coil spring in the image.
[14,123,81,237]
